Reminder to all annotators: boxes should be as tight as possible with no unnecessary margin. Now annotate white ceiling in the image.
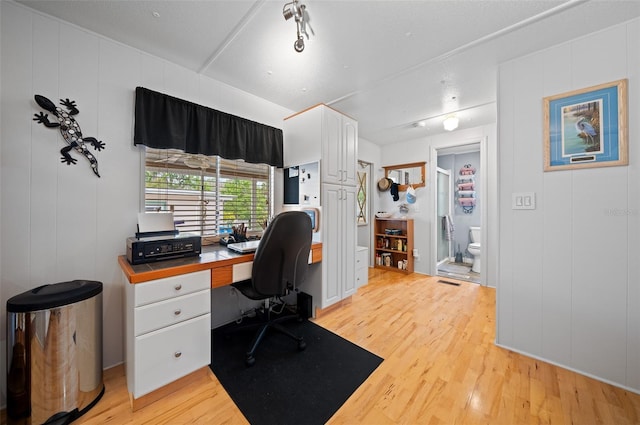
[16,0,640,145]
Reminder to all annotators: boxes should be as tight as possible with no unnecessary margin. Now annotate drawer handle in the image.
[174,284,182,291]
[174,351,182,358]
[174,309,182,316]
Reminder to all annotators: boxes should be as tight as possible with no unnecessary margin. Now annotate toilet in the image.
[467,226,481,273]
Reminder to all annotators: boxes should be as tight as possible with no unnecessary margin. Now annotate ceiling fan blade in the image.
[183,154,215,169]
[154,154,181,163]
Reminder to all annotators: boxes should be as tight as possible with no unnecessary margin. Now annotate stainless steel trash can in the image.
[6,280,104,425]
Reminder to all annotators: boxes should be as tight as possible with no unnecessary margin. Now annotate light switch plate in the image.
[512,192,536,210]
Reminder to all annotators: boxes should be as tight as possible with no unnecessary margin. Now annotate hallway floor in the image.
[437,260,480,284]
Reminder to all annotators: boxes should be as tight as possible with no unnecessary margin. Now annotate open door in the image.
[436,167,452,267]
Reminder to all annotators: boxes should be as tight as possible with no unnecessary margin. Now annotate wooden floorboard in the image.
[75,269,640,424]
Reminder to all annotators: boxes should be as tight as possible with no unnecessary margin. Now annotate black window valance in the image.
[134,86,283,168]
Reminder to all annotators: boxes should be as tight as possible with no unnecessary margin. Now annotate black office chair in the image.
[230,211,313,366]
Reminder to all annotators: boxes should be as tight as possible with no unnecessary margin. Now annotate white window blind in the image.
[144,148,272,241]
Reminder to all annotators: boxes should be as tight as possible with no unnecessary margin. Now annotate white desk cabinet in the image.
[124,270,211,400]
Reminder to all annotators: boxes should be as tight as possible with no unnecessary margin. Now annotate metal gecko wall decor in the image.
[32,95,105,177]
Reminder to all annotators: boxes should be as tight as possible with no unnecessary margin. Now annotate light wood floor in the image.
[76,270,640,424]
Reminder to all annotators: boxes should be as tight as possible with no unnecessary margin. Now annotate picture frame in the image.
[543,79,628,171]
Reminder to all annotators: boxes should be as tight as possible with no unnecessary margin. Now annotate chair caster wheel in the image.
[298,340,306,351]
[245,356,256,367]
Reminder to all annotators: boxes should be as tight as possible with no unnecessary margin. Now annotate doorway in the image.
[356,160,373,265]
[431,141,484,285]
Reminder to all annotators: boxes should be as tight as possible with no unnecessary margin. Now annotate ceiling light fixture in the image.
[443,115,459,131]
[283,0,313,52]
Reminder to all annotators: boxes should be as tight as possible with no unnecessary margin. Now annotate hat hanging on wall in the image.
[377,177,392,191]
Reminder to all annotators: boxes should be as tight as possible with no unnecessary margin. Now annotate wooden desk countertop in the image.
[118,242,322,286]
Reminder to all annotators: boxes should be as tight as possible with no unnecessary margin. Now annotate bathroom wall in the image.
[497,18,640,392]
[438,151,481,260]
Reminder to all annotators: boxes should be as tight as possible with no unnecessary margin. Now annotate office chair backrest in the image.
[251,211,313,297]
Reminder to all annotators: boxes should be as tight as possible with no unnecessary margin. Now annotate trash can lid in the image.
[7,280,102,312]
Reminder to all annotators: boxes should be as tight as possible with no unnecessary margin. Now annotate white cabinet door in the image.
[321,107,357,187]
[321,107,343,185]
[342,185,357,298]
[342,117,358,187]
[321,184,357,307]
[322,184,342,307]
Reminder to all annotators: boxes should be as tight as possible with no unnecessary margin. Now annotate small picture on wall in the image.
[543,79,628,171]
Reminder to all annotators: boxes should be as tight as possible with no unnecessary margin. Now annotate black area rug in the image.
[210,318,383,425]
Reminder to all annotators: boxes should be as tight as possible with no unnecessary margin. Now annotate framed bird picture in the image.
[543,79,628,171]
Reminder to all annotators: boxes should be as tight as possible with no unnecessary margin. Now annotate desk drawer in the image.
[356,266,368,287]
[232,262,253,283]
[134,270,210,307]
[356,246,368,287]
[133,314,211,398]
[356,247,368,270]
[134,289,210,336]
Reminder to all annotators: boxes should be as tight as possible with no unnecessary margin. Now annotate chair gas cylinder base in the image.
[226,303,307,367]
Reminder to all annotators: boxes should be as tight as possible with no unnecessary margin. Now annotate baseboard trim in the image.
[314,296,352,319]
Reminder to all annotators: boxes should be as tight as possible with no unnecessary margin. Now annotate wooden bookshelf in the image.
[374,218,414,273]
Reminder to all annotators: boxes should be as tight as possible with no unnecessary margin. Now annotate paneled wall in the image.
[0,1,292,404]
[497,18,640,392]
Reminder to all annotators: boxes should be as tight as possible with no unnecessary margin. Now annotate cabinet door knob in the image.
[174,309,182,316]
[174,351,182,358]
[174,284,182,291]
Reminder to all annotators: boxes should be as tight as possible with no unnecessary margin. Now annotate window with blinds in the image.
[144,148,273,242]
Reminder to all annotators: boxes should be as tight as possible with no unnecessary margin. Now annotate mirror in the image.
[383,161,426,192]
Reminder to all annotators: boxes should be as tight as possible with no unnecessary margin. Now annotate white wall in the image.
[496,18,640,392]
[378,125,497,283]
[0,1,293,404]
